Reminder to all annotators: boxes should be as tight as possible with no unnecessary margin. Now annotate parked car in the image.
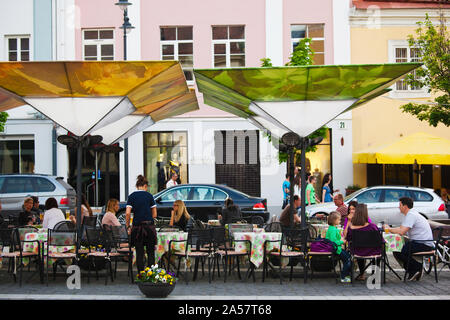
[0,174,77,219]
[305,185,447,227]
[111,184,269,223]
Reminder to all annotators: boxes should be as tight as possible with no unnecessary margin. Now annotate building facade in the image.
[350,0,450,191]
[8,0,434,209]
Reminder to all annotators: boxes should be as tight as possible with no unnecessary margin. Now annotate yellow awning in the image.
[353,132,450,165]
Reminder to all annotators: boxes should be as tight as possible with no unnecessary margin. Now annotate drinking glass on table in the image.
[66,210,70,220]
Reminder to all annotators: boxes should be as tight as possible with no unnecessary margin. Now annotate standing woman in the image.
[126,175,157,272]
[306,175,321,206]
[321,174,333,203]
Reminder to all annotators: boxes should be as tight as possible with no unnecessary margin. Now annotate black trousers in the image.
[393,241,433,277]
[131,223,157,272]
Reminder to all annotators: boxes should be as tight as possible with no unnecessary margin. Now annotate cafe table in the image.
[233,231,282,268]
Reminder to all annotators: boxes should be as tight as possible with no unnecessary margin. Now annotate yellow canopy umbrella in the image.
[353,132,450,165]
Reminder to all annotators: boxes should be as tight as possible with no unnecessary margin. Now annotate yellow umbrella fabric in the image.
[353,132,450,165]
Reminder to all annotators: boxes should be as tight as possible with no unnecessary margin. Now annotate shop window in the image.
[144,131,188,194]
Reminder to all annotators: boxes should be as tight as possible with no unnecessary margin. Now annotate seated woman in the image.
[218,198,242,226]
[102,198,121,227]
[69,194,93,225]
[345,203,382,281]
[18,197,36,226]
[169,200,190,231]
[42,197,66,230]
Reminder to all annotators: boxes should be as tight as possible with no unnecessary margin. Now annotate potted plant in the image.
[135,264,177,298]
[345,184,362,196]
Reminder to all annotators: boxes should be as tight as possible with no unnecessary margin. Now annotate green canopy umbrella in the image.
[194,63,422,242]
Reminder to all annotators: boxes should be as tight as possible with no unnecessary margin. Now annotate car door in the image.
[155,186,192,219]
[378,188,411,226]
[352,189,383,224]
[0,176,36,217]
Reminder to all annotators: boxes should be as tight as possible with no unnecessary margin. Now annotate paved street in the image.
[0,254,449,300]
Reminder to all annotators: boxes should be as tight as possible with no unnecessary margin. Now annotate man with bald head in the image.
[333,194,348,221]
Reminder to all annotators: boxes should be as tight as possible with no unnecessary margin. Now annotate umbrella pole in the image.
[76,140,83,240]
[105,151,110,205]
[300,139,307,230]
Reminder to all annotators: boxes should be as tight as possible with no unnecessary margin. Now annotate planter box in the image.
[137,282,176,298]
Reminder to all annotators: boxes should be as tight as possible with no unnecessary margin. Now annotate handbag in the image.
[310,238,337,254]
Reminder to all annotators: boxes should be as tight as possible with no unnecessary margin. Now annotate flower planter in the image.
[137,282,176,298]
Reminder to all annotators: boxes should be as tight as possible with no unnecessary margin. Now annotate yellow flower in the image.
[145,267,150,272]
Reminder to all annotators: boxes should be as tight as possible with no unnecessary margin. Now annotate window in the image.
[356,189,382,204]
[290,24,324,65]
[394,47,421,91]
[7,36,30,61]
[212,25,245,68]
[411,190,433,202]
[144,132,188,195]
[0,138,34,174]
[383,189,411,203]
[160,26,194,82]
[82,29,114,61]
[35,178,56,192]
[2,177,35,193]
[160,186,191,201]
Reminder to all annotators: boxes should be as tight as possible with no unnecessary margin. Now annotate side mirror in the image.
[156,198,162,204]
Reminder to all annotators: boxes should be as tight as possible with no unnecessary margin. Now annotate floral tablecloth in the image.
[155,232,188,263]
[23,231,75,266]
[233,232,282,268]
[383,233,405,253]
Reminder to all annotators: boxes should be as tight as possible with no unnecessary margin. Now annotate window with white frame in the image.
[290,24,324,65]
[212,25,245,68]
[82,29,114,61]
[6,36,30,61]
[160,26,194,82]
[394,47,421,91]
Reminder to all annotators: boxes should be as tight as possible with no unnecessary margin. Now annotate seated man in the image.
[384,196,435,281]
[279,195,301,227]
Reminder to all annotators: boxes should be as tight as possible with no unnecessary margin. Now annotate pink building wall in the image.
[74,0,336,117]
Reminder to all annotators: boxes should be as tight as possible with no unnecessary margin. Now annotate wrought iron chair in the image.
[263,227,308,284]
[168,228,213,284]
[102,224,134,282]
[348,229,385,285]
[403,227,443,283]
[46,227,78,286]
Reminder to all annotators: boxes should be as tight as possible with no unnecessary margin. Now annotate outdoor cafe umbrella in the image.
[194,63,422,244]
[0,60,198,237]
[353,132,450,186]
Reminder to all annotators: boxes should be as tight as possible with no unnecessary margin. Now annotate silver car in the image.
[305,186,448,226]
[0,174,77,218]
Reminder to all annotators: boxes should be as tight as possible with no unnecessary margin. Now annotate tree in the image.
[261,38,328,164]
[0,112,8,132]
[401,12,450,127]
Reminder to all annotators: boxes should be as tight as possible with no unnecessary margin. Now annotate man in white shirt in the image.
[166,173,178,189]
[384,196,435,281]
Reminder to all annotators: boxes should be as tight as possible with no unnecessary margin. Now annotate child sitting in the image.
[325,211,352,283]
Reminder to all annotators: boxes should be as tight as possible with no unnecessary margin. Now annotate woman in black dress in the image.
[125,175,158,272]
[218,198,242,225]
[169,200,190,231]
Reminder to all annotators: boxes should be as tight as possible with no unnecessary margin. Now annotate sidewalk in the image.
[0,264,448,300]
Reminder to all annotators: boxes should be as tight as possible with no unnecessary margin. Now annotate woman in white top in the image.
[102,198,121,227]
[42,197,65,230]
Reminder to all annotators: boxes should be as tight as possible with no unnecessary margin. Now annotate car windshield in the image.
[344,189,366,202]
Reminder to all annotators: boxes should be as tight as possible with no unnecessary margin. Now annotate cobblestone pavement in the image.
[0,253,449,300]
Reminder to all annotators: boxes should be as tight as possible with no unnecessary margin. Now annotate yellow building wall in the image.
[351,26,450,188]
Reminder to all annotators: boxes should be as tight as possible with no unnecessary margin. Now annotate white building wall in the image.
[0,0,34,61]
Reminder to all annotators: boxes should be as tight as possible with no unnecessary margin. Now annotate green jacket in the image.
[325,225,343,254]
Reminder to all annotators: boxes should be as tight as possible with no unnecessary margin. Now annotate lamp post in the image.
[115,0,134,201]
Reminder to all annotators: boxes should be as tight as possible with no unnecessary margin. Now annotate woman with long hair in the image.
[70,194,93,225]
[345,203,381,281]
[102,198,121,227]
[42,197,65,229]
[218,198,242,225]
[169,200,190,231]
[125,175,158,272]
[321,173,333,203]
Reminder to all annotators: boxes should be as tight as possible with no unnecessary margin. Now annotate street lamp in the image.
[115,0,134,200]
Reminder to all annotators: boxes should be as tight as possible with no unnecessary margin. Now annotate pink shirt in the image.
[101,211,121,227]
